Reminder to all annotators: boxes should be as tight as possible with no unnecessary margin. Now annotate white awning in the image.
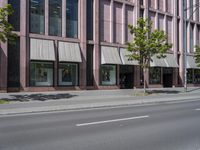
[187,56,199,69]
[58,42,82,62]
[120,48,139,65]
[30,38,55,61]
[101,46,122,65]
[151,54,178,68]
[164,53,179,68]
[150,55,167,67]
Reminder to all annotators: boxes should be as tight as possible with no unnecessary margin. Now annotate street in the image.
[0,100,200,150]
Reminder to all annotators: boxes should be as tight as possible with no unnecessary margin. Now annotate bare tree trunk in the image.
[143,68,147,93]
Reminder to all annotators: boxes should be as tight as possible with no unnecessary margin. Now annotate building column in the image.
[20,0,28,90]
[45,0,49,35]
[93,0,100,88]
[110,0,114,43]
[62,0,66,37]
[122,3,126,45]
[0,0,8,92]
[79,0,87,89]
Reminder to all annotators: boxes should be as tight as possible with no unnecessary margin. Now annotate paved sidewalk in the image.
[0,87,200,115]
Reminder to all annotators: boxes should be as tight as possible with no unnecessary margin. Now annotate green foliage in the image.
[127,18,172,69]
[194,45,200,67]
[0,4,17,43]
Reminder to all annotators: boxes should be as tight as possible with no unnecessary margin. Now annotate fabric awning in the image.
[187,56,199,69]
[58,42,82,62]
[101,46,122,65]
[164,53,179,68]
[151,54,178,68]
[30,38,55,61]
[150,55,167,67]
[120,48,139,65]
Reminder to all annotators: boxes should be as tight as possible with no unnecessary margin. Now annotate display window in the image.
[149,67,161,84]
[30,62,53,86]
[59,63,78,86]
[194,69,200,84]
[187,69,193,84]
[101,65,117,85]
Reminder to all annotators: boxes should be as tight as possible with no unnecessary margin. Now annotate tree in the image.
[194,45,200,67]
[127,18,172,93]
[0,4,16,43]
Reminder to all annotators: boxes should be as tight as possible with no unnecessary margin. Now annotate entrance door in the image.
[163,68,173,87]
[120,66,134,89]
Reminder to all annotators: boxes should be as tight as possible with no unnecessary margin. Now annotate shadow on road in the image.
[3,93,77,102]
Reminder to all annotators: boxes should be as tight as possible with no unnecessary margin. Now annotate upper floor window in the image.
[66,0,78,38]
[8,0,20,31]
[87,0,93,40]
[30,0,45,34]
[49,0,62,36]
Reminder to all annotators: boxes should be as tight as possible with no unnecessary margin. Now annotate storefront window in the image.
[59,63,78,86]
[49,0,62,36]
[30,0,45,34]
[30,62,53,86]
[187,69,193,84]
[194,69,200,84]
[101,65,116,85]
[149,67,161,84]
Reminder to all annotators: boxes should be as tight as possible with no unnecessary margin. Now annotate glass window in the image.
[87,45,94,86]
[149,67,161,84]
[59,63,78,86]
[194,69,200,84]
[30,62,53,86]
[101,65,116,85]
[8,38,20,87]
[66,0,78,38]
[187,69,193,84]
[30,0,45,34]
[49,0,62,36]
[8,0,20,31]
[87,0,93,40]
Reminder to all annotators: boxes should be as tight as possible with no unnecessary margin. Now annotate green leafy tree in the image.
[127,18,172,93]
[0,4,17,43]
[195,45,200,67]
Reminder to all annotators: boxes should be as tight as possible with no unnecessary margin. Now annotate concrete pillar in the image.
[62,0,66,37]
[110,0,114,43]
[79,0,87,89]
[122,3,126,44]
[93,0,100,88]
[45,0,49,35]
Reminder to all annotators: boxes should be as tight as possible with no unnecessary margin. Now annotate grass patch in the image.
[0,100,9,104]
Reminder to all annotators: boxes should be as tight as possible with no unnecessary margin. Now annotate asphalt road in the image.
[0,100,200,150]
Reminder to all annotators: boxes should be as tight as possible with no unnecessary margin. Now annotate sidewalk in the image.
[0,87,200,115]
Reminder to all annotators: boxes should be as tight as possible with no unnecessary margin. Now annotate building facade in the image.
[0,0,200,92]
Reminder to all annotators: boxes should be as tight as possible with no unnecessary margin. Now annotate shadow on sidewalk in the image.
[147,90,180,94]
[3,93,77,102]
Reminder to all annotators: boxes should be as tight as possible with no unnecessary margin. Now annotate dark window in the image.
[30,61,54,86]
[30,0,45,34]
[49,0,62,36]
[87,45,94,86]
[194,69,200,84]
[87,0,93,40]
[149,67,161,84]
[8,0,20,31]
[8,37,20,87]
[187,69,193,84]
[66,0,78,38]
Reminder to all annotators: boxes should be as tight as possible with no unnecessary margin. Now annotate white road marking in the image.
[195,108,200,111]
[76,115,149,127]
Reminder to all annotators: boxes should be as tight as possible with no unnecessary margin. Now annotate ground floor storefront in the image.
[1,38,200,92]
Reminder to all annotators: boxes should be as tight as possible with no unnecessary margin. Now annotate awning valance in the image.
[187,56,199,69]
[58,42,82,62]
[120,48,139,65]
[30,38,55,61]
[101,46,122,65]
